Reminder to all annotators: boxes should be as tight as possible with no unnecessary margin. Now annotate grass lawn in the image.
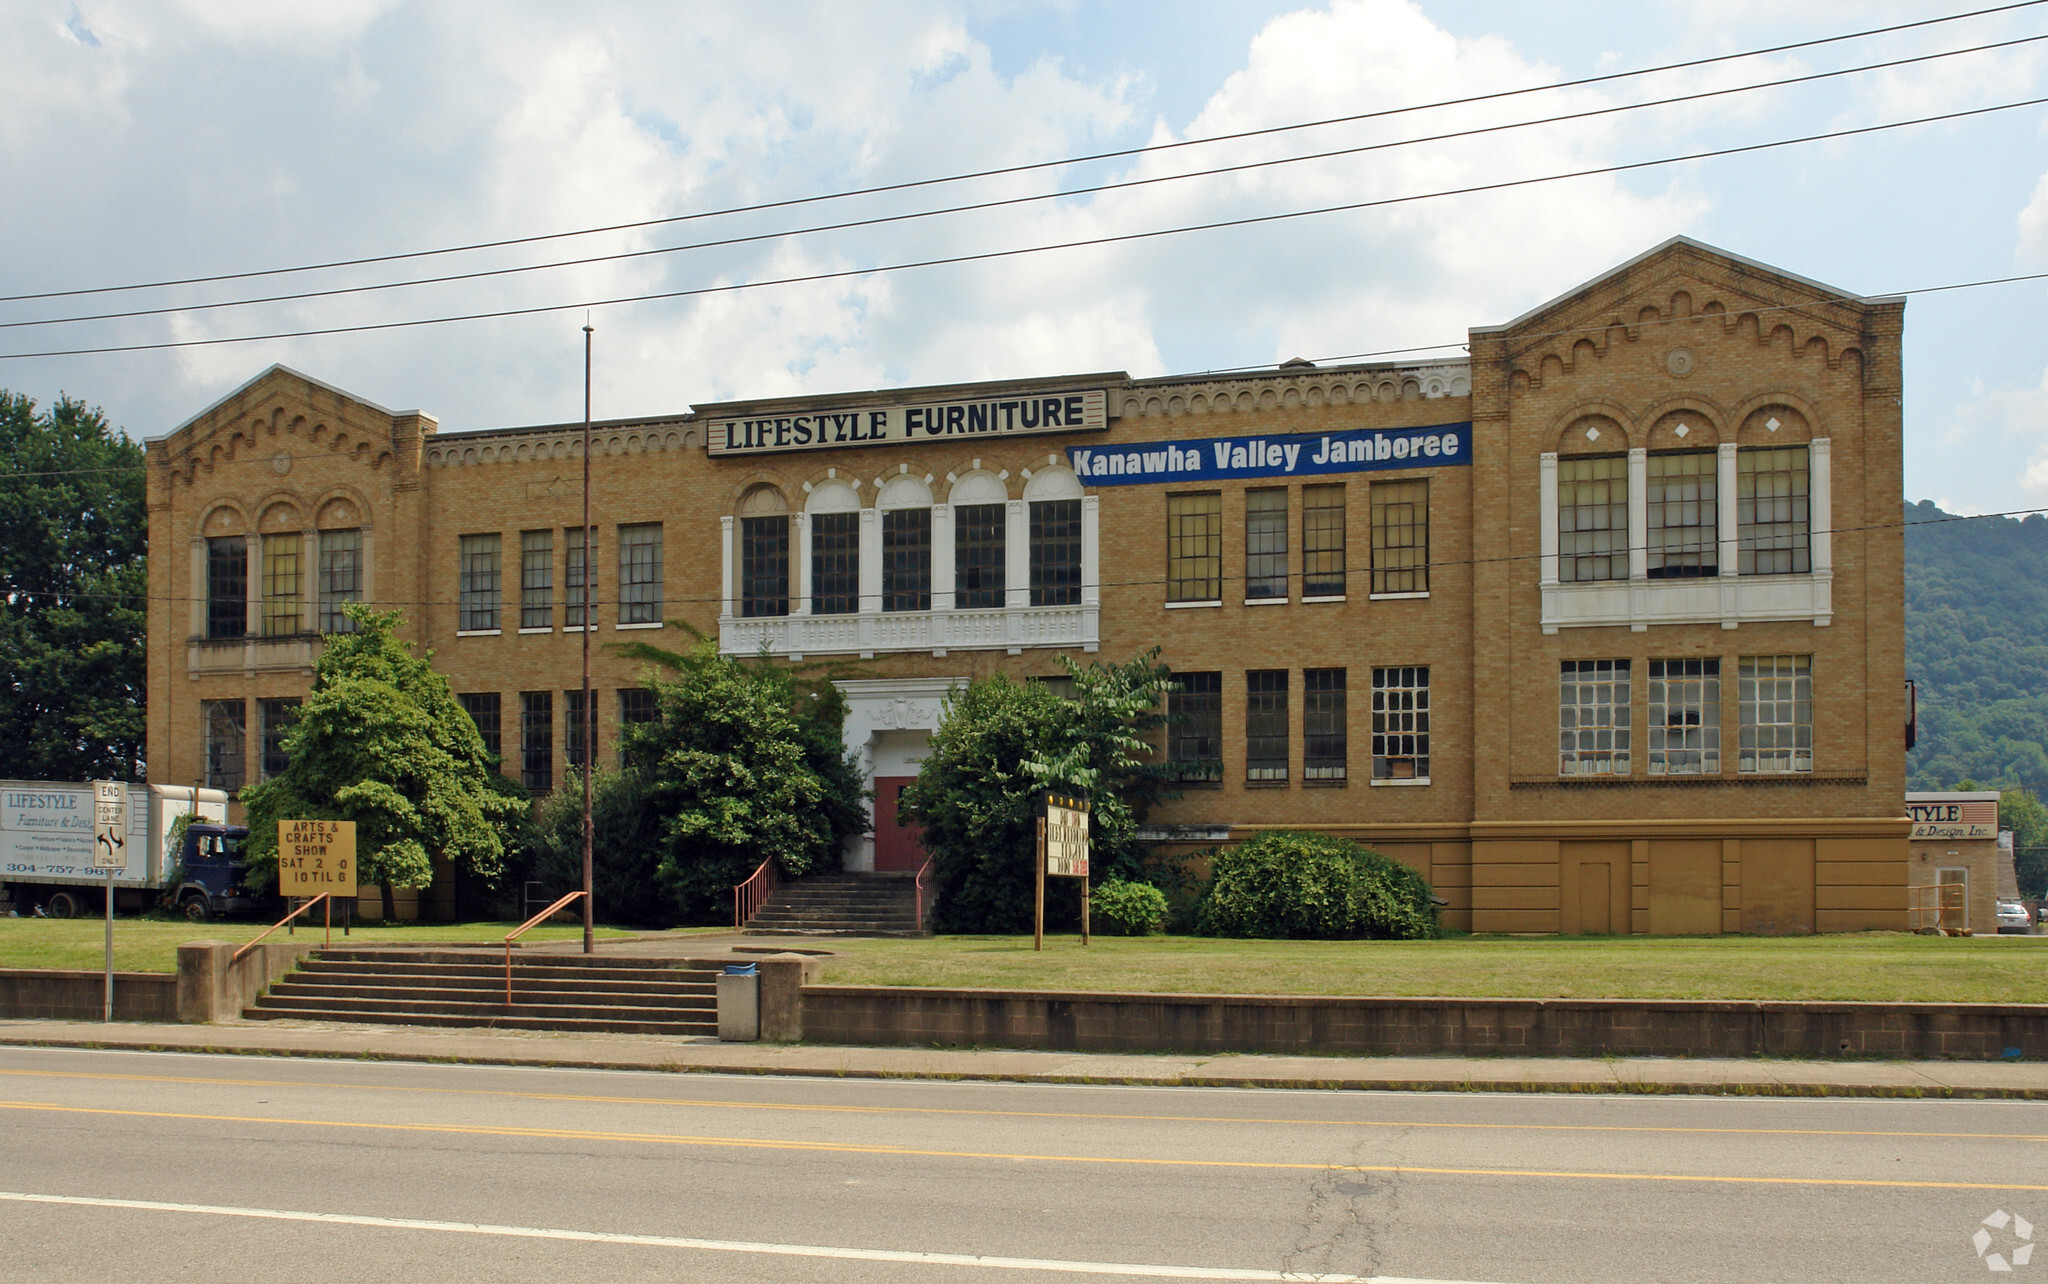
[0,917,642,974]
[812,932,2048,1004]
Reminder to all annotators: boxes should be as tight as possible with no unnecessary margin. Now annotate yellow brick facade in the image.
[146,237,1910,932]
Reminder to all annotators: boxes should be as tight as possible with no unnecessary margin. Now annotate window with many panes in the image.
[520,530,553,629]
[1739,655,1811,774]
[1649,658,1719,775]
[206,537,247,639]
[618,523,663,624]
[619,687,656,765]
[1738,446,1810,575]
[1558,455,1627,582]
[811,512,859,614]
[203,699,246,791]
[520,691,553,793]
[458,692,501,763]
[946,503,1000,609]
[1302,485,1345,598]
[317,529,361,633]
[882,508,931,612]
[1559,659,1630,775]
[1371,667,1429,781]
[1245,489,1287,601]
[1371,479,1428,595]
[1304,668,1347,781]
[259,697,299,781]
[1169,671,1222,783]
[1166,493,1222,603]
[1245,670,1288,781]
[565,525,596,628]
[1647,452,1717,578]
[740,516,789,617]
[261,534,301,637]
[1029,499,1082,607]
[459,534,501,632]
[564,689,590,770]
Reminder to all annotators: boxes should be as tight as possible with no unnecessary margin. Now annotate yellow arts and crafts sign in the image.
[278,820,356,894]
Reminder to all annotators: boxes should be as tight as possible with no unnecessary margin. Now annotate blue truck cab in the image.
[172,823,261,921]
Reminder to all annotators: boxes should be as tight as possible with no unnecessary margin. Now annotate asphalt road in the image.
[0,1046,2041,1283]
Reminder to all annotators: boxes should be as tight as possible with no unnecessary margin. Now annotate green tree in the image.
[1999,787,2048,900]
[238,606,525,917]
[901,651,1174,933]
[0,391,146,781]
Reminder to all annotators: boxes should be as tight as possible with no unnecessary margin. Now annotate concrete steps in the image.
[243,949,719,1035]
[744,872,928,937]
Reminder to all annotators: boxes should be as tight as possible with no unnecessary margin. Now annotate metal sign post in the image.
[278,820,357,949]
[91,781,127,1022]
[1035,793,1093,952]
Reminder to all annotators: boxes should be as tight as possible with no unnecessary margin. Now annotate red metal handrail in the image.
[232,894,331,964]
[733,857,778,930]
[503,890,588,1004]
[914,855,935,933]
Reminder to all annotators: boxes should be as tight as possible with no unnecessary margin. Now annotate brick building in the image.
[145,236,1912,932]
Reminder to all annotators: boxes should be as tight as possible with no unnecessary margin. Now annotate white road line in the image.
[0,1190,1514,1283]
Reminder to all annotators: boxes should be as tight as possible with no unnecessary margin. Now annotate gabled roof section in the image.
[150,364,415,445]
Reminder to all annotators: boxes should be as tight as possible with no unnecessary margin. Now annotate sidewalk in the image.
[3,1015,2045,1099]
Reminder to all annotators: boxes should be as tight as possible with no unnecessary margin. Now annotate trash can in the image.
[717,962,759,1041]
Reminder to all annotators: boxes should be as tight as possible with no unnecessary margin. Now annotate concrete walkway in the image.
[3,1015,2045,1099]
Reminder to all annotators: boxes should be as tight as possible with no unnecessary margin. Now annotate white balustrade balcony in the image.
[721,602,1098,659]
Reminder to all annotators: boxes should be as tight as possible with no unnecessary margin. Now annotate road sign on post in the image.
[91,781,126,1022]
[1035,793,1093,952]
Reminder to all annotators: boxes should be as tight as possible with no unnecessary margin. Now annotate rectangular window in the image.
[1244,489,1288,601]
[458,533,501,632]
[740,516,789,617]
[1649,658,1720,775]
[1304,668,1347,781]
[1559,659,1631,776]
[1245,670,1289,782]
[1371,478,1429,595]
[317,529,362,634]
[564,525,596,627]
[954,503,1006,609]
[260,533,301,637]
[520,530,553,630]
[882,507,932,612]
[1558,455,1628,583]
[1647,451,1717,578]
[1739,655,1811,774]
[1738,446,1811,575]
[564,689,590,771]
[458,692,501,763]
[1371,666,1430,781]
[619,687,657,765]
[206,537,247,640]
[202,699,246,792]
[1169,671,1223,783]
[1166,492,1223,603]
[520,691,554,793]
[811,512,859,614]
[618,523,663,624]
[1028,499,1082,607]
[1302,484,1345,598]
[258,697,299,781]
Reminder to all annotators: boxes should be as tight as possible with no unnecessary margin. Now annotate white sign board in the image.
[1,783,150,883]
[1044,795,1091,879]
[91,780,127,869]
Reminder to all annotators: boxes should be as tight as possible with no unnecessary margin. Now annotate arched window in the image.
[738,485,790,617]
[948,472,1007,610]
[1023,467,1083,607]
[806,480,861,615]
[877,475,932,612]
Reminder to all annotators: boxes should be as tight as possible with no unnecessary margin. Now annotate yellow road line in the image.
[3,1099,2045,1191]
[1,1065,2039,1143]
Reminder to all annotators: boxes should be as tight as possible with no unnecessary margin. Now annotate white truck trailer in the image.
[1,781,231,918]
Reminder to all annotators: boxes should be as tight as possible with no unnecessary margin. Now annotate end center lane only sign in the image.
[278,820,356,895]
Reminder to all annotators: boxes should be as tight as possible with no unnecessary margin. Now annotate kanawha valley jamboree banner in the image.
[1066,420,1472,485]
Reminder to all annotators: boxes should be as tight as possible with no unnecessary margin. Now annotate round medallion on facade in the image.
[270,450,292,476]
[1665,348,1696,377]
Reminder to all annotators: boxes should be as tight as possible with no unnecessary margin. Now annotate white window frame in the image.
[1559,659,1630,776]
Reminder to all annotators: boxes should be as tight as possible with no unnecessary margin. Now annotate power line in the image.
[3,0,2040,306]
[8,93,2046,364]
[11,32,2043,335]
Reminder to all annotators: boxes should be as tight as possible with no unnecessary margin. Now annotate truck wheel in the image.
[45,891,81,919]
[180,894,212,924]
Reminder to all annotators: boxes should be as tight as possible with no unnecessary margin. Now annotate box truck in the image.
[0,781,254,921]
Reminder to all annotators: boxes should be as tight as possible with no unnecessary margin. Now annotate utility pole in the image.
[581,317,595,955]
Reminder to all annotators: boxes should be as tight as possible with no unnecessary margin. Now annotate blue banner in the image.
[1068,420,1471,486]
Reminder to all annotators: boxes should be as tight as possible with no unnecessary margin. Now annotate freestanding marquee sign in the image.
[1035,793,1092,952]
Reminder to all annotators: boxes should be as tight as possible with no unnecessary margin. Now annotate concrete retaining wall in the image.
[0,969,178,1022]
[800,986,2048,1061]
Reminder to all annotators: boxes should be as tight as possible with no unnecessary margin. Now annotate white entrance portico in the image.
[835,677,964,871]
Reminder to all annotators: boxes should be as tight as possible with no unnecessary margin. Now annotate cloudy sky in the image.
[2,0,2044,513]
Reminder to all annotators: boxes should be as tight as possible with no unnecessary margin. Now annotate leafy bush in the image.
[1195,830,1440,940]
[1090,879,1168,936]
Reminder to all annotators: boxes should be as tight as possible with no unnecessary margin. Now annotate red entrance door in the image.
[872,776,926,871]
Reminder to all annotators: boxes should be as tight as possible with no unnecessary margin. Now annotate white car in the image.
[1996,899,2034,934]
